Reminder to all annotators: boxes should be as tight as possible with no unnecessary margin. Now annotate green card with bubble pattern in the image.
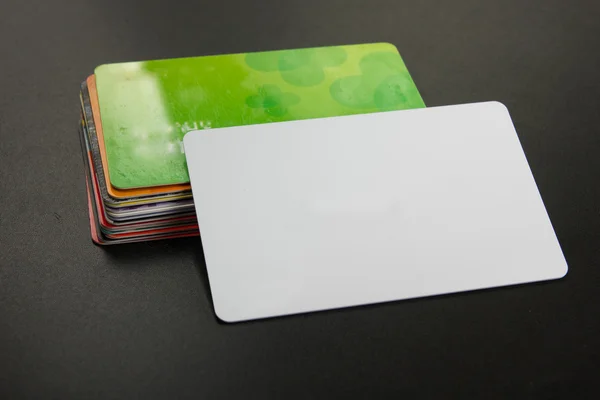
[95,43,425,189]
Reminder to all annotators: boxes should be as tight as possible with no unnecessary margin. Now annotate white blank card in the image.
[184,102,567,322]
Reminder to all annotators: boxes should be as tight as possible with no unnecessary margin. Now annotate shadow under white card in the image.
[184,102,567,322]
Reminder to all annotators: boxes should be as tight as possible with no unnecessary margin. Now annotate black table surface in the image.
[1,0,599,398]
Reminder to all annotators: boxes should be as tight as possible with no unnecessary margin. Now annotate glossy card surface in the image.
[184,102,567,322]
[96,43,425,188]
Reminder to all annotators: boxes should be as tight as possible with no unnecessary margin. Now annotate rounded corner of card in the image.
[488,100,510,115]
[94,63,110,77]
[376,42,400,53]
[556,262,569,280]
[182,129,202,147]
[213,303,241,324]
[107,169,130,190]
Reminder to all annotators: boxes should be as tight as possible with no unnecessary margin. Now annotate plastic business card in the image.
[95,43,425,189]
[184,102,567,322]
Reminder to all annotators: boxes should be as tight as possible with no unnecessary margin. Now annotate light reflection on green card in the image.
[95,43,425,189]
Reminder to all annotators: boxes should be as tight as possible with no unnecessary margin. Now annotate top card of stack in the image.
[94,43,425,190]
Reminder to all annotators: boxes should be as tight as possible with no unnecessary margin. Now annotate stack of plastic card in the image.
[78,43,426,244]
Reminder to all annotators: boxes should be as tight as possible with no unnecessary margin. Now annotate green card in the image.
[95,43,425,189]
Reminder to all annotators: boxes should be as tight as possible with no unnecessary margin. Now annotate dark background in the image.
[1,0,599,398]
